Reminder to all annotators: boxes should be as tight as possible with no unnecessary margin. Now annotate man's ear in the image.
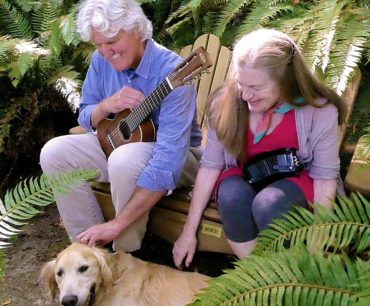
[40,259,59,299]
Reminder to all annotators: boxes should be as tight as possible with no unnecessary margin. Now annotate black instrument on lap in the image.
[243,148,304,190]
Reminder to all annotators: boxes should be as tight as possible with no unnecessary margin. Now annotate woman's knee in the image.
[218,176,255,209]
[252,179,307,230]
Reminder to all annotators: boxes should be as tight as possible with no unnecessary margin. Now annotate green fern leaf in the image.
[0,169,98,249]
[8,52,34,86]
[0,0,32,39]
[190,247,369,305]
[164,3,192,26]
[166,15,193,37]
[303,0,344,73]
[324,10,370,95]
[48,19,64,56]
[14,0,34,12]
[60,11,79,46]
[205,0,256,37]
[253,193,370,256]
[32,0,62,36]
[232,1,294,41]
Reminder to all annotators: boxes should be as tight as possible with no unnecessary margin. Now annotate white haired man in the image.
[40,0,202,252]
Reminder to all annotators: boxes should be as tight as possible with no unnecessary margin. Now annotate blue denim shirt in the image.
[78,39,202,191]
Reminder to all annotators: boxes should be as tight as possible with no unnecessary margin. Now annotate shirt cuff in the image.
[137,168,176,192]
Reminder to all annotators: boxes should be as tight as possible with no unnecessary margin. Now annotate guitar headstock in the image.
[168,47,213,88]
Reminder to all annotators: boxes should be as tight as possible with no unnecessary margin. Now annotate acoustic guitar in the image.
[97,47,212,157]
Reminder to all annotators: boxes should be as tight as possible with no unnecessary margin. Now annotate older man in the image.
[40,0,202,252]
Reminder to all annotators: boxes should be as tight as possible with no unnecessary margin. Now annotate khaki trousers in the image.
[40,132,201,252]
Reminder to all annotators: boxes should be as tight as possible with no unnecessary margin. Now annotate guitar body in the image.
[96,47,212,158]
[97,109,156,158]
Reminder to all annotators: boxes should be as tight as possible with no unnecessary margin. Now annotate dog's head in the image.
[40,243,116,306]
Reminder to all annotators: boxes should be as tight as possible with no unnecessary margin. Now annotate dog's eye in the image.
[57,269,64,277]
[78,265,89,273]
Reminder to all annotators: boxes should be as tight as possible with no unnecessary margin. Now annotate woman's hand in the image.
[172,230,197,269]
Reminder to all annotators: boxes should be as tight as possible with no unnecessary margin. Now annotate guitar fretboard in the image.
[124,79,172,132]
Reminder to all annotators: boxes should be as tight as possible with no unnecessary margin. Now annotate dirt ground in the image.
[0,204,235,306]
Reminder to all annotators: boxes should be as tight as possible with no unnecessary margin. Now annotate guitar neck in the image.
[125,78,173,132]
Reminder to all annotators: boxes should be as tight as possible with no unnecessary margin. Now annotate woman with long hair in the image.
[173,28,347,266]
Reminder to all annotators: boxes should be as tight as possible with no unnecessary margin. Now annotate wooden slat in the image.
[90,181,110,193]
[344,136,370,195]
[94,190,115,220]
[158,196,221,223]
[191,34,210,91]
[209,46,231,94]
[148,207,233,254]
[196,35,221,122]
[179,45,193,59]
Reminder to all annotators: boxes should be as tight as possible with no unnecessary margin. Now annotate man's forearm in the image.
[90,99,111,128]
[113,187,166,234]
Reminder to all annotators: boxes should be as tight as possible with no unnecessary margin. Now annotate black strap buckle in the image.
[243,148,303,190]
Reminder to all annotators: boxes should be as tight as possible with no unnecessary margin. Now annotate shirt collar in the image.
[132,38,154,80]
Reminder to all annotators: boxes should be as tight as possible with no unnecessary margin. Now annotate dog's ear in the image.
[92,248,116,288]
[40,259,59,299]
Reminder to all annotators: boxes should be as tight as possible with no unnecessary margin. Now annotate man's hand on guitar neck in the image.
[91,87,145,128]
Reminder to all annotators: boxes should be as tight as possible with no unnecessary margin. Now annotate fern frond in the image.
[232,1,294,41]
[78,43,95,67]
[48,65,82,111]
[8,52,35,86]
[0,97,25,153]
[164,2,192,26]
[31,0,62,36]
[47,19,64,56]
[0,35,15,63]
[13,0,34,12]
[0,169,98,248]
[270,8,315,50]
[166,15,193,37]
[253,193,370,256]
[205,0,255,37]
[0,0,32,39]
[190,247,370,305]
[353,260,370,306]
[0,36,49,86]
[324,9,370,94]
[60,10,80,46]
[303,0,344,73]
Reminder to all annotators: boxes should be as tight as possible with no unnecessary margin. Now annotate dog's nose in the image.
[61,295,78,306]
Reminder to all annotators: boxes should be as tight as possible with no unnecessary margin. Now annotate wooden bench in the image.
[73,34,363,255]
[344,135,370,196]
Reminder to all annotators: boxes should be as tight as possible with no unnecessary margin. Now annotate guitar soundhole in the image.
[118,120,132,141]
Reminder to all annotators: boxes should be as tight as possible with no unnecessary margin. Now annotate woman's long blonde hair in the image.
[207,28,346,159]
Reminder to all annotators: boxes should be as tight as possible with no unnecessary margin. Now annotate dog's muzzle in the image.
[61,284,96,306]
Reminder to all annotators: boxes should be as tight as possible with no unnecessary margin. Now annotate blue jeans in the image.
[217,176,307,242]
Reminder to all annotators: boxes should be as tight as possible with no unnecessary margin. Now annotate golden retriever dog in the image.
[40,243,210,306]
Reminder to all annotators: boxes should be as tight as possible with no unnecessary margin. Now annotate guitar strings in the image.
[104,80,172,145]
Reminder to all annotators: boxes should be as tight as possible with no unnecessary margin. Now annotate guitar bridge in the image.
[106,132,116,150]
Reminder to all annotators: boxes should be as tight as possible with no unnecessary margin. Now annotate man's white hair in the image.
[76,0,153,42]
